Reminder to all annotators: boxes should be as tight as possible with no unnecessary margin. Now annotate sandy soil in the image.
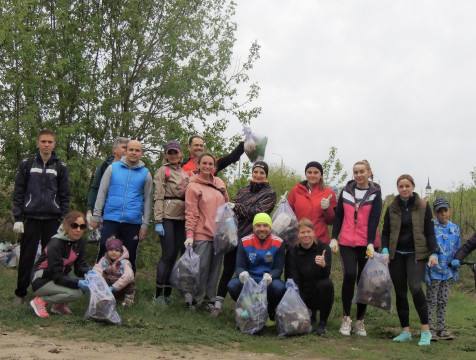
[0,330,290,360]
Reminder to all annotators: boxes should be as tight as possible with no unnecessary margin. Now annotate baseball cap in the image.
[164,140,181,153]
[433,197,450,211]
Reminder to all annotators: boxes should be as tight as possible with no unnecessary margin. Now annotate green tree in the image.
[0,0,260,216]
[321,146,348,190]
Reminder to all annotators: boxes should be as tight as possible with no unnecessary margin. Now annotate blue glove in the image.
[78,279,90,292]
[109,286,115,293]
[87,270,96,276]
[382,248,389,255]
[451,259,461,270]
[155,223,165,236]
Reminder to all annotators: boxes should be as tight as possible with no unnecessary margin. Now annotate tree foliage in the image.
[0,0,260,217]
[321,146,347,190]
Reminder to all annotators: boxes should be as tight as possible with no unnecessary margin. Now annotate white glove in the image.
[239,271,249,284]
[86,211,93,229]
[13,222,24,234]
[329,238,339,254]
[263,273,272,286]
[366,243,374,258]
[184,237,194,248]
[227,202,235,209]
[321,194,333,210]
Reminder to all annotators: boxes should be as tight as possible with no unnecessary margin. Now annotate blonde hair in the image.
[297,218,317,244]
[354,159,374,185]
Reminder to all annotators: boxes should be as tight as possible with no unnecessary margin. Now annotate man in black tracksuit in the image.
[12,129,70,304]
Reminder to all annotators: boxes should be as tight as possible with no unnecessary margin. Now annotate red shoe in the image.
[30,297,49,318]
[51,303,73,315]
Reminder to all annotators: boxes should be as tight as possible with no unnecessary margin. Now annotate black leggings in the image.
[389,252,428,328]
[216,247,237,299]
[156,219,185,287]
[339,245,368,320]
[300,278,334,323]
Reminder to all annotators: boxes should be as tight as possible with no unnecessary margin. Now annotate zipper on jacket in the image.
[121,167,132,222]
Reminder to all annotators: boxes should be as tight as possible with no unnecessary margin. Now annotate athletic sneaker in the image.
[51,303,72,315]
[354,319,367,336]
[187,302,197,311]
[315,321,327,336]
[393,330,412,342]
[206,302,215,313]
[339,316,352,336]
[153,295,167,306]
[418,330,431,346]
[437,329,454,340]
[430,330,438,341]
[13,296,25,306]
[30,297,49,318]
[210,307,222,316]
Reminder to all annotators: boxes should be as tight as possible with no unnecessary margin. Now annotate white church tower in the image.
[425,177,432,198]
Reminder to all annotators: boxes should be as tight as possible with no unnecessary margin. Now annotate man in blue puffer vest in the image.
[90,140,153,272]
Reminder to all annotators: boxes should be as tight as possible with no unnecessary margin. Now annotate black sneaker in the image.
[437,329,454,340]
[315,321,327,336]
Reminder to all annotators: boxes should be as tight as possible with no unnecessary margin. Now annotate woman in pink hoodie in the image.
[184,152,229,311]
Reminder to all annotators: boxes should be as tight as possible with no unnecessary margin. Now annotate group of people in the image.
[11,129,476,346]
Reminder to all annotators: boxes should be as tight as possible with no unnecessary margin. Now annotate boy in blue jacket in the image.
[426,197,460,341]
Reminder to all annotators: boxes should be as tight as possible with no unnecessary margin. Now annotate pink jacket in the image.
[185,173,229,241]
[93,246,135,292]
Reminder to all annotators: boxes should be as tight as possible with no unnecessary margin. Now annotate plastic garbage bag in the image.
[352,252,392,313]
[276,279,312,336]
[214,203,239,255]
[85,272,121,324]
[271,193,298,248]
[235,275,268,334]
[170,246,200,304]
[243,125,268,162]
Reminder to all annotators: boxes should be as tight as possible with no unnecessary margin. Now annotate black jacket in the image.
[287,241,332,292]
[13,150,70,221]
[32,232,89,291]
[455,231,476,261]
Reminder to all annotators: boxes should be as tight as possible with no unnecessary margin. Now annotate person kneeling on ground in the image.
[228,213,286,323]
[93,237,136,307]
[30,211,92,318]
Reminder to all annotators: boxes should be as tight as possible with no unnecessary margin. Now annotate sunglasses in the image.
[71,223,87,230]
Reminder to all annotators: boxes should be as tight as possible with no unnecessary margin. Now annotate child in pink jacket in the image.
[93,237,136,306]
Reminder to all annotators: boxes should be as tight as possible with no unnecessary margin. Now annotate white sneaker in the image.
[354,319,367,336]
[339,316,352,335]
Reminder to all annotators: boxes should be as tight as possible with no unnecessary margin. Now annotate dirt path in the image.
[0,330,291,360]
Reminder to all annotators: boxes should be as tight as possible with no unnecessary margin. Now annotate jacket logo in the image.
[265,251,272,263]
[248,253,257,262]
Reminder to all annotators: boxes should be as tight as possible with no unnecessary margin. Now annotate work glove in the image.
[184,237,194,248]
[321,194,333,210]
[263,273,272,286]
[366,243,374,258]
[227,202,235,209]
[381,248,390,265]
[428,254,438,268]
[87,270,96,276]
[109,286,115,293]
[239,271,249,284]
[78,280,90,292]
[329,238,339,254]
[451,259,461,270]
[13,222,24,234]
[155,223,165,236]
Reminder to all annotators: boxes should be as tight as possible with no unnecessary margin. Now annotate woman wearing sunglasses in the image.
[30,211,93,318]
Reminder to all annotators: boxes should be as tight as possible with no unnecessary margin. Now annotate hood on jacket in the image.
[52,224,74,242]
[105,245,130,263]
[189,172,226,191]
[119,156,146,169]
[344,179,381,195]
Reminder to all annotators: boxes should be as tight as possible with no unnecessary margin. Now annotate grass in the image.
[1,239,476,359]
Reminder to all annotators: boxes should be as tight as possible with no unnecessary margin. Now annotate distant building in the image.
[425,177,432,198]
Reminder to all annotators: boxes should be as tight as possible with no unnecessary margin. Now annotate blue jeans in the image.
[228,277,286,314]
[97,220,141,272]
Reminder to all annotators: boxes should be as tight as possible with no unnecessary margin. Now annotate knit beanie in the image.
[252,161,269,177]
[253,213,272,227]
[106,237,123,253]
[305,161,323,175]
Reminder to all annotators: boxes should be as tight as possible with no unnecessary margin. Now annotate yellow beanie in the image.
[253,213,272,227]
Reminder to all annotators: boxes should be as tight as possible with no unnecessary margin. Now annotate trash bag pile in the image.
[276,279,312,336]
[214,203,238,255]
[170,246,200,304]
[271,193,298,248]
[235,276,268,334]
[85,272,121,325]
[243,125,268,162]
[352,252,392,313]
[0,243,20,267]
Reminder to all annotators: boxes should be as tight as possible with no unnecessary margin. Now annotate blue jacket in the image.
[13,151,70,221]
[235,233,285,282]
[427,220,460,281]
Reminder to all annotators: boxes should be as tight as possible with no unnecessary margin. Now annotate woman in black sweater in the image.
[288,218,334,335]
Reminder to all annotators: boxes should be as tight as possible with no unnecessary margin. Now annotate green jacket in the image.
[387,193,429,261]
